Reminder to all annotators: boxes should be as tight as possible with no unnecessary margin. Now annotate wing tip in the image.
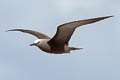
[5,29,23,32]
[91,15,114,22]
[102,15,114,19]
[106,15,114,18]
[5,29,16,32]
[5,29,13,32]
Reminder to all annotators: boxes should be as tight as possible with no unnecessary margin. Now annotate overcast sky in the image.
[0,0,120,80]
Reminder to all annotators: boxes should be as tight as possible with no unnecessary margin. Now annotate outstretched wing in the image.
[7,29,51,39]
[48,16,113,46]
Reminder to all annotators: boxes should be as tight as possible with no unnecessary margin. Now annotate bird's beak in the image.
[29,43,36,46]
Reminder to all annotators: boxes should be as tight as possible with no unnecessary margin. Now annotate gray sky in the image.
[0,0,120,80]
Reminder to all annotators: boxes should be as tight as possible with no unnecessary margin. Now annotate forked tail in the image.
[70,47,83,51]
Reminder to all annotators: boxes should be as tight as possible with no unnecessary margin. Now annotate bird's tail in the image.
[70,47,83,51]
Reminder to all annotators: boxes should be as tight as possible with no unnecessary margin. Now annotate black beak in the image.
[29,43,36,46]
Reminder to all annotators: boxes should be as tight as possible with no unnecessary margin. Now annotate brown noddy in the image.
[7,16,113,54]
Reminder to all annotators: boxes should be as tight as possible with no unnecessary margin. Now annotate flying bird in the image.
[7,16,113,54]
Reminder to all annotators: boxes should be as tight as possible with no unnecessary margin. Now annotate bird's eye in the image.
[37,42,40,44]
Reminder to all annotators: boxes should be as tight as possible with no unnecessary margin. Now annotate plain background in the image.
[0,0,120,80]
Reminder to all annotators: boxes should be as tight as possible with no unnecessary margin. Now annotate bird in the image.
[7,16,113,54]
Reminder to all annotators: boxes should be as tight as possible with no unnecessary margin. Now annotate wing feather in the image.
[48,16,113,45]
[7,29,51,39]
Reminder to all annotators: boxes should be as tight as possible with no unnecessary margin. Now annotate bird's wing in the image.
[48,16,113,46]
[7,29,51,39]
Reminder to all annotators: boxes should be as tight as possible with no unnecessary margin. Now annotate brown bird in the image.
[7,16,113,54]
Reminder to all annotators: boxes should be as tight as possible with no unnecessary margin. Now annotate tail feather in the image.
[70,47,83,51]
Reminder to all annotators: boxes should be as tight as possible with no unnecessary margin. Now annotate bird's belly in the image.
[50,45,70,54]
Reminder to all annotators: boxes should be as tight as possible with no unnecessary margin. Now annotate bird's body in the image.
[33,39,79,53]
[7,16,113,54]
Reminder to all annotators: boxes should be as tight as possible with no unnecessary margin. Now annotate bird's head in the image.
[30,39,41,46]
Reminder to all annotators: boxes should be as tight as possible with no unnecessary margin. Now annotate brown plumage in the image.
[7,16,113,54]
[6,29,50,39]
